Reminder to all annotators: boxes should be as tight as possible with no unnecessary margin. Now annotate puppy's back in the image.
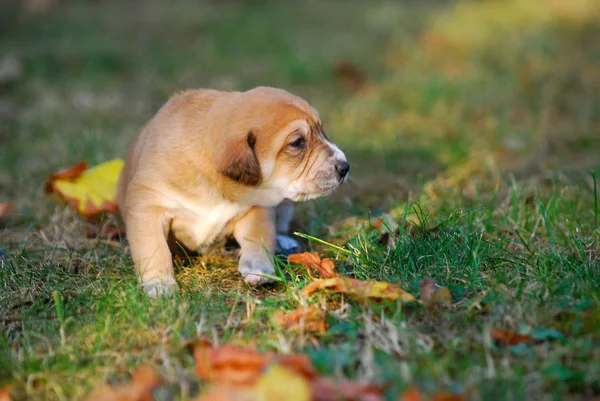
[117,89,231,211]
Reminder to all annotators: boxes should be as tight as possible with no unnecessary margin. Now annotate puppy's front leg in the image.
[125,208,179,297]
[234,206,276,286]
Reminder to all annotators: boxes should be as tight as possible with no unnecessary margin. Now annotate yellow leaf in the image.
[431,287,452,307]
[254,365,311,401]
[419,279,452,309]
[46,159,124,217]
[304,277,416,303]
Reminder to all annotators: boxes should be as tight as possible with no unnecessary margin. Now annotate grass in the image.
[1,0,600,400]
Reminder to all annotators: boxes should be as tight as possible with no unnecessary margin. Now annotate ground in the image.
[1,0,599,400]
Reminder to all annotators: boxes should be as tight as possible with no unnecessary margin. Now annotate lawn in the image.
[1,0,599,400]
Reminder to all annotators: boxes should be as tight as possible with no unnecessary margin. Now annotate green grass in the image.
[1,0,600,400]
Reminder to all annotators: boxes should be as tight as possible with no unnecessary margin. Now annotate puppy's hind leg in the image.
[275,199,294,234]
[234,206,276,286]
[275,199,301,255]
[124,206,179,297]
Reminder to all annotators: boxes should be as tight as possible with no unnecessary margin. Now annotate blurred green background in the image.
[1,0,599,224]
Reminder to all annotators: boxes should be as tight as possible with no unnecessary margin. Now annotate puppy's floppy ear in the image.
[217,131,262,186]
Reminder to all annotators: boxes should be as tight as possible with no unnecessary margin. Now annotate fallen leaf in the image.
[45,159,124,217]
[194,343,315,386]
[194,341,385,401]
[312,377,384,401]
[0,203,11,219]
[419,279,452,309]
[288,252,339,279]
[254,365,311,401]
[399,387,424,401]
[431,288,452,307]
[419,279,436,304]
[304,277,416,303]
[273,305,328,335]
[194,365,312,401]
[0,386,11,401]
[83,365,162,401]
[491,327,534,345]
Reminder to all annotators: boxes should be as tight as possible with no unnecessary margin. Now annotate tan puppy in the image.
[117,87,349,296]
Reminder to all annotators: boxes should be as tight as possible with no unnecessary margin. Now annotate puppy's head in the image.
[215,87,348,205]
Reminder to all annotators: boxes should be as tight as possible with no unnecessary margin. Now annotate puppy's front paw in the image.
[142,276,180,298]
[238,255,275,286]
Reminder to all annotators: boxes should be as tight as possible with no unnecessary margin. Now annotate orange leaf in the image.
[0,203,11,219]
[0,386,12,401]
[45,159,123,217]
[273,306,328,335]
[304,277,416,303]
[194,343,315,386]
[83,365,162,401]
[491,328,534,345]
[312,377,384,401]
[399,387,424,401]
[44,161,88,193]
[288,252,339,279]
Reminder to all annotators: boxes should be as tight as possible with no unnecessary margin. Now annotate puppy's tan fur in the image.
[117,87,348,296]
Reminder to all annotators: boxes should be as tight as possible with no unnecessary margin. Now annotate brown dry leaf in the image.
[0,386,11,401]
[491,328,534,345]
[312,377,384,401]
[288,252,339,279]
[304,277,416,303]
[83,365,162,401]
[273,305,328,335]
[0,203,11,219]
[194,343,315,386]
[45,159,123,217]
[419,279,436,304]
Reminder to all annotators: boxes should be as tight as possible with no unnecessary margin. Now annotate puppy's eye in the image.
[289,137,306,149]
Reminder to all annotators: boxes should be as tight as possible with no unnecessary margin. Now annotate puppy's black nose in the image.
[335,161,350,178]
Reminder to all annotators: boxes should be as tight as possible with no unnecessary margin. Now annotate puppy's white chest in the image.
[169,197,248,252]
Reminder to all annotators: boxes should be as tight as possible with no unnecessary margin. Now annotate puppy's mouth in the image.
[293,178,345,202]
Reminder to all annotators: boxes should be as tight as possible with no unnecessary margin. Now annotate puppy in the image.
[117,87,349,296]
